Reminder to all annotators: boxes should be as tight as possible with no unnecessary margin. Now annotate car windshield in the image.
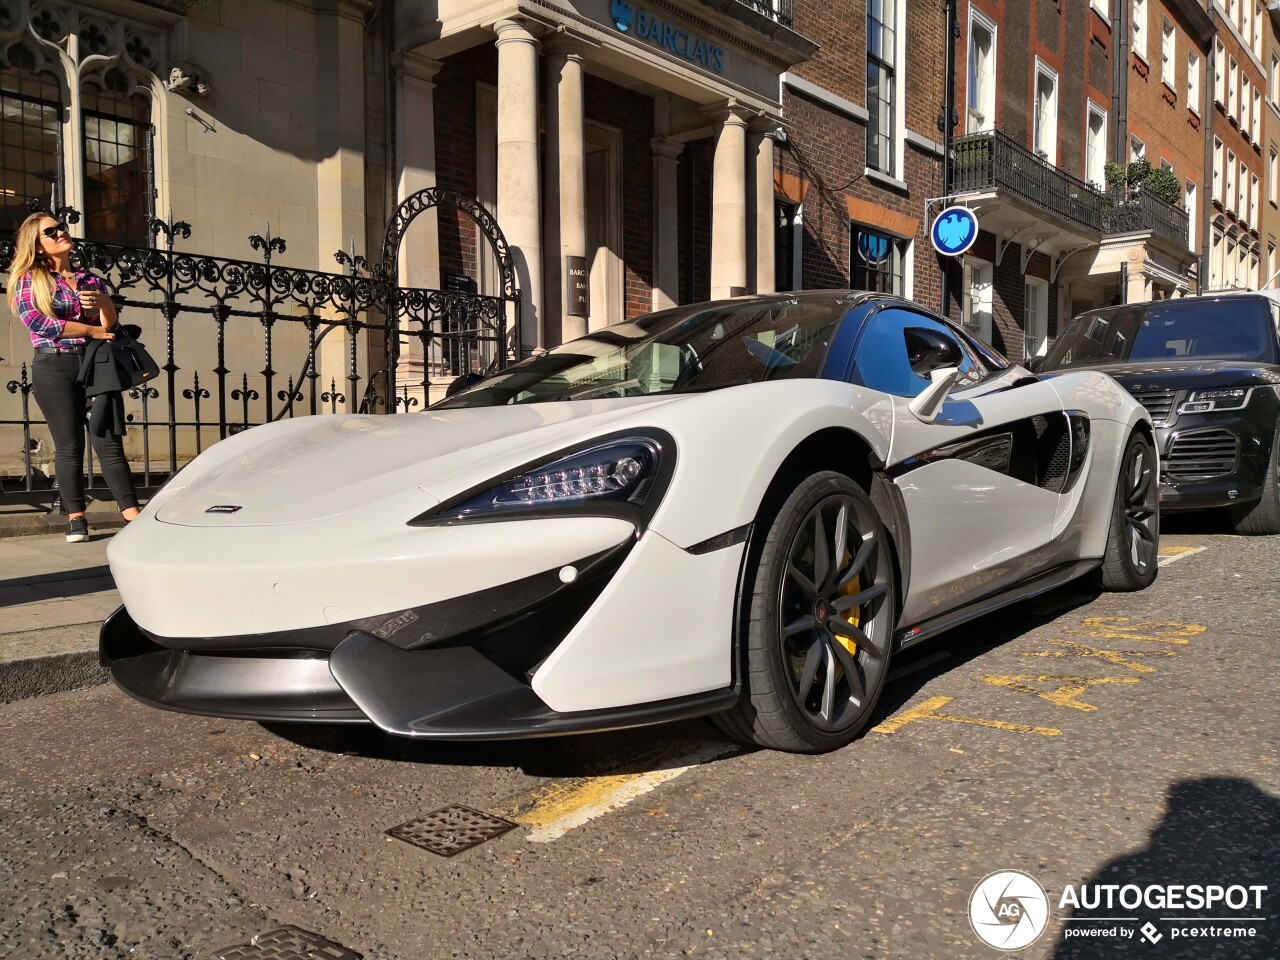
[434,298,849,407]
[1043,298,1279,369]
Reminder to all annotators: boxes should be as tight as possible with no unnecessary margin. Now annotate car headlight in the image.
[1177,387,1251,415]
[413,432,673,525]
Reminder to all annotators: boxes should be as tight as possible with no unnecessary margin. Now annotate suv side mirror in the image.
[1026,355,1045,374]
[904,327,963,376]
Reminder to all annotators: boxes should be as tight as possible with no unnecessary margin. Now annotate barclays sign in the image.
[611,0,726,73]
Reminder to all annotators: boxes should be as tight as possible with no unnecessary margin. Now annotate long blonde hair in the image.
[8,212,58,319]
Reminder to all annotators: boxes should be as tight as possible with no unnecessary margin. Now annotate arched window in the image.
[81,68,152,245]
[0,44,63,233]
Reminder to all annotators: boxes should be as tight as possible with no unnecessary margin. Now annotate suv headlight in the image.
[1177,387,1251,415]
[413,432,673,525]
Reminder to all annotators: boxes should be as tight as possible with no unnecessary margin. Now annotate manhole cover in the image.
[386,804,518,857]
[212,924,361,959]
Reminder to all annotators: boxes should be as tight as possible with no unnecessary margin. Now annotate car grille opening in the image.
[1166,429,1238,479]
[1131,388,1178,424]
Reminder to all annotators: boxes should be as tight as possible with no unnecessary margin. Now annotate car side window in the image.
[851,308,987,398]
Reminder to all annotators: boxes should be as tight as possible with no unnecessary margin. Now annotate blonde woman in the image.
[9,212,140,542]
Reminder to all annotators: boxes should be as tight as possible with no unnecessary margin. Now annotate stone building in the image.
[1256,1,1280,288]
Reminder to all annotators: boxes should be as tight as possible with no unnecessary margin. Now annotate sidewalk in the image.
[0,516,125,703]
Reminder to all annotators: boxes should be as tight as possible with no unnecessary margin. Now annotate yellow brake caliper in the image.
[833,550,861,661]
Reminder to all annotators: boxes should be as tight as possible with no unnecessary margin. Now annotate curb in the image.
[0,513,128,540]
[0,649,109,703]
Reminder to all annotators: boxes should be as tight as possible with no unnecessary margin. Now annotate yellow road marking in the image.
[1024,639,1174,674]
[1157,545,1206,567]
[500,740,740,843]
[872,695,1061,737]
[1065,617,1206,645]
[976,674,1140,712]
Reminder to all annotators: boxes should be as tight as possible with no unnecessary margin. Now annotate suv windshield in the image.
[434,298,849,408]
[1043,297,1279,369]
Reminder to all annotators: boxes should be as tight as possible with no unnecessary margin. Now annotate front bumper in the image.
[1154,407,1276,512]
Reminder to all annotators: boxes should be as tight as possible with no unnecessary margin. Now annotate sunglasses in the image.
[40,221,69,240]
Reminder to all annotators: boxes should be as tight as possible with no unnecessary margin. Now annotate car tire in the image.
[1230,427,1280,536]
[716,471,897,753]
[1098,432,1160,592]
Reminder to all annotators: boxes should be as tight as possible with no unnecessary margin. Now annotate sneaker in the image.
[66,516,89,543]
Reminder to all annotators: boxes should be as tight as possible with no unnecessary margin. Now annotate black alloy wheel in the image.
[717,471,896,753]
[1231,426,1280,535]
[1099,432,1160,591]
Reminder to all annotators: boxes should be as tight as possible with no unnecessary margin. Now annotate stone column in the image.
[392,50,443,396]
[710,104,749,300]
[748,120,778,295]
[543,41,587,346]
[495,19,543,354]
[651,137,683,311]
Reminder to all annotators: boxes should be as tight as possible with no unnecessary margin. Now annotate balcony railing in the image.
[953,131,1103,233]
[734,0,794,28]
[1102,186,1190,250]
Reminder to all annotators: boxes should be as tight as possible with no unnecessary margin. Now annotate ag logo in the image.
[969,870,1050,951]
[611,0,633,31]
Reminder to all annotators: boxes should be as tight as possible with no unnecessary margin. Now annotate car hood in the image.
[153,395,686,526]
[1042,359,1280,391]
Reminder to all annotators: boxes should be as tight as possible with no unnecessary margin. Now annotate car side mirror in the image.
[904,327,963,376]
[1026,355,1045,374]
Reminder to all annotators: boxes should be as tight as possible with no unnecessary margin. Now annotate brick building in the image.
[1253,1,1280,288]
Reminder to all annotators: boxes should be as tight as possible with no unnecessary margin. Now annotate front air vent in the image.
[1130,388,1178,424]
[1166,429,1238,479]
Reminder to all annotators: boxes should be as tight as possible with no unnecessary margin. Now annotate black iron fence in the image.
[2,194,516,508]
[735,0,795,27]
[953,130,1191,251]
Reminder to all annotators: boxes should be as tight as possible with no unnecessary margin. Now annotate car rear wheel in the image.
[716,471,896,753]
[1098,432,1160,591]
[1230,427,1280,536]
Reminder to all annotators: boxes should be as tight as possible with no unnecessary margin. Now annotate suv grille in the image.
[1130,388,1178,424]
[1166,429,1238,479]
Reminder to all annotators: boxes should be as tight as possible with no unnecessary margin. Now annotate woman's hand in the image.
[78,289,104,314]
[87,326,116,341]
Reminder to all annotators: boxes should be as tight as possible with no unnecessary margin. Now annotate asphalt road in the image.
[0,517,1275,960]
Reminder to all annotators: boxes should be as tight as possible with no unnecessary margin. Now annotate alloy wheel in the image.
[778,494,892,732]
[1125,442,1159,572]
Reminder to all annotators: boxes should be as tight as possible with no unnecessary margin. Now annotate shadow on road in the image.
[0,564,114,607]
[1050,777,1279,958]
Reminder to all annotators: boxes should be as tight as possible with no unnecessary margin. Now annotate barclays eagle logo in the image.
[936,212,973,249]
[612,0,633,32]
[931,206,978,255]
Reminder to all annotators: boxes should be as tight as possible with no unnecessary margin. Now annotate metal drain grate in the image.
[212,924,362,960]
[386,804,518,857]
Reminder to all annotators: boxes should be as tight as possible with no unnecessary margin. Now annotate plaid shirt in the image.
[13,269,106,350]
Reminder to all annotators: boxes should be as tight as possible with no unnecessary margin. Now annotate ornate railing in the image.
[734,0,794,27]
[1,196,517,508]
[953,131,1104,233]
[1102,186,1190,249]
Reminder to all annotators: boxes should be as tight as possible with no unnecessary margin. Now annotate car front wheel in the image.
[1098,432,1160,591]
[717,471,896,753]
[1230,426,1280,536]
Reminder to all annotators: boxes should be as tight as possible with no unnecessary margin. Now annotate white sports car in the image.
[102,292,1159,752]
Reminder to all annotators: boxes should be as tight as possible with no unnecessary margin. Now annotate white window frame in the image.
[962,256,994,344]
[1187,51,1201,113]
[1086,101,1108,189]
[1242,73,1252,138]
[1250,173,1260,224]
[1185,179,1197,251]
[1271,54,1279,106]
[1023,277,1049,360]
[1239,160,1249,219]
[1091,0,1110,18]
[1268,243,1277,289]
[1161,19,1176,88]
[967,7,998,134]
[1214,138,1225,203]
[1033,58,1059,163]
[1133,0,1148,62]
[1253,1,1263,59]
[1227,149,1238,212]
[1252,88,1262,141]
[1270,147,1278,206]
[1214,40,1225,106]
[1131,135,1146,163]
[1229,57,1239,121]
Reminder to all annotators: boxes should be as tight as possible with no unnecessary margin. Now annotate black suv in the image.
[1034,294,1280,534]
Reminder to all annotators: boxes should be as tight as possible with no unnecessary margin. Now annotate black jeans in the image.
[32,352,139,515]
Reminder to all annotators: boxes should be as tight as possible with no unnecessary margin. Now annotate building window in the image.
[866,0,898,175]
[1214,40,1225,105]
[1252,88,1262,142]
[1161,20,1176,88]
[1086,102,1108,188]
[1239,161,1248,219]
[1271,54,1279,106]
[1214,138,1224,203]
[1091,0,1110,17]
[1133,0,1147,61]
[1034,60,1058,163]
[1187,52,1201,113]
[1024,278,1049,360]
[775,200,801,292]
[850,224,905,294]
[1185,179,1197,249]
[0,46,62,234]
[1253,1,1263,58]
[1270,147,1278,205]
[81,70,153,246]
[1250,174,1259,225]
[1229,57,1239,120]
[967,8,997,133]
[1131,135,1146,163]
[962,256,993,344]
[1242,74,1252,139]
[1268,243,1276,287]
[1227,150,1237,213]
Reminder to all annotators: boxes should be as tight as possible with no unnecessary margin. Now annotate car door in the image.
[849,306,1070,626]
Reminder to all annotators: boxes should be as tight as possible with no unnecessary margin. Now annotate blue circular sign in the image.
[931,205,979,257]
